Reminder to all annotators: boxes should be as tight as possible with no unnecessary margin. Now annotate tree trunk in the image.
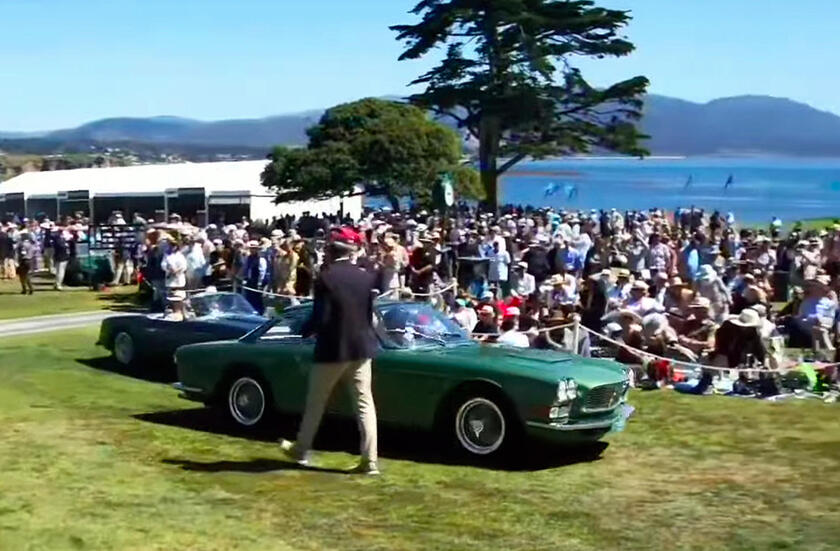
[387,194,401,212]
[479,115,501,212]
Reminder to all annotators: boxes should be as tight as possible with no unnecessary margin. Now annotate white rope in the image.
[575,324,790,374]
[470,322,576,338]
[239,284,311,300]
[411,282,457,297]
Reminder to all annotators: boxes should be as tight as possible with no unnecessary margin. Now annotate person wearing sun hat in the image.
[280,225,380,475]
[677,296,718,357]
[511,260,536,297]
[607,267,632,304]
[240,239,268,313]
[711,308,766,367]
[623,279,664,317]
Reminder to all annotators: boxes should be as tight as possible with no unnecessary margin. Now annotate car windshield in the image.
[377,302,470,348]
[188,293,257,318]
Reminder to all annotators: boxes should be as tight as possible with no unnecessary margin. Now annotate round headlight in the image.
[567,378,578,397]
[556,380,568,403]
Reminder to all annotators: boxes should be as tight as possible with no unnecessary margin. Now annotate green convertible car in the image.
[173,301,633,459]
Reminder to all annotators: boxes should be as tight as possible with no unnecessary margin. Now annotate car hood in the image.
[421,343,627,388]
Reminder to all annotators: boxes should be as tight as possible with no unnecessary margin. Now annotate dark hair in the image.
[500,318,516,332]
[326,241,355,258]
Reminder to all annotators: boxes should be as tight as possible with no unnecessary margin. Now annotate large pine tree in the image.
[392,0,650,209]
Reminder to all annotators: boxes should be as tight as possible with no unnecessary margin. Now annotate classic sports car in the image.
[173,300,632,459]
[98,292,267,368]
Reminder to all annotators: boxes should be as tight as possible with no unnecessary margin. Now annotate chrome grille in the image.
[581,383,624,413]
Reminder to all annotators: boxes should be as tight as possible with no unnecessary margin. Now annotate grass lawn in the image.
[0,279,138,320]
[1,328,839,550]
[789,217,840,231]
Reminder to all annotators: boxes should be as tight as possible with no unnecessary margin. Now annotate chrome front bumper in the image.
[527,404,635,432]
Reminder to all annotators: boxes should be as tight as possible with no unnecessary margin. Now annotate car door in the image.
[138,317,190,361]
[370,347,454,429]
[252,314,314,414]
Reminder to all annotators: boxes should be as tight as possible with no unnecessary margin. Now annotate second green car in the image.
[173,301,633,459]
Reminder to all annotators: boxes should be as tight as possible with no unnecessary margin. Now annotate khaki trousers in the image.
[1,258,16,279]
[295,359,377,463]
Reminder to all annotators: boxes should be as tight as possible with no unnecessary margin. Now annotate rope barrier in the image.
[412,282,457,297]
[575,323,792,374]
[470,322,576,339]
[239,284,311,300]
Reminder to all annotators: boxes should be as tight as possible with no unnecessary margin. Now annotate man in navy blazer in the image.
[281,227,380,475]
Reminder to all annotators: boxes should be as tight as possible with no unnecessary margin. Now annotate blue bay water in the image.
[500,157,840,224]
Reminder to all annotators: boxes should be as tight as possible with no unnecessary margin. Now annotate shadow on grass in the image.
[97,290,148,313]
[162,457,349,475]
[76,356,176,384]
[137,407,609,472]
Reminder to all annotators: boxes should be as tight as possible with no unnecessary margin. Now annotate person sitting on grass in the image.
[711,308,766,368]
[793,276,837,360]
[677,296,718,359]
[641,312,698,363]
[623,280,664,317]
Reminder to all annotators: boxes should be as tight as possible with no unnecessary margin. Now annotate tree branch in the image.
[497,152,528,175]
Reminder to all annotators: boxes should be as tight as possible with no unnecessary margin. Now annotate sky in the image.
[2,0,840,131]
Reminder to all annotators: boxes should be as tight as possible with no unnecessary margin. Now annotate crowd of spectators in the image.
[3,206,840,382]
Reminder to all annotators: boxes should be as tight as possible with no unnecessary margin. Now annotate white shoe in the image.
[349,461,380,476]
[278,439,309,467]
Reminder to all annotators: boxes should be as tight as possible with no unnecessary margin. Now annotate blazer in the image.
[302,259,379,363]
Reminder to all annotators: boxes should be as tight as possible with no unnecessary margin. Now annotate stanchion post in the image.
[572,315,580,356]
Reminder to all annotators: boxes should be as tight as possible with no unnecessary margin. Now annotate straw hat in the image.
[668,276,689,288]
[805,275,831,289]
[550,273,565,286]
[688,296,711,310]
[631,280,649,291]
[602,308,643,324]
[728,308,761,328]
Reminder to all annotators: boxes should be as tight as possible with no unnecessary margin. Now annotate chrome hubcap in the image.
[114,333,134,365]
[455,398,505,455]
[228,377,265,426]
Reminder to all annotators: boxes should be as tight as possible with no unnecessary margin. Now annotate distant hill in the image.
[42,111,321,148]
[3,95,840,157]
[641,95,840,156]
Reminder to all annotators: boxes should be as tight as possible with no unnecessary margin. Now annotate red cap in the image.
[331,226,363,246]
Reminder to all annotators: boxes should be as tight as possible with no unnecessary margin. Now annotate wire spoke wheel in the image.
[454,397,506,455]
[228,377,266,426]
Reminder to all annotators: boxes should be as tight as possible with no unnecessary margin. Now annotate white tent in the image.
[0,160,362,223]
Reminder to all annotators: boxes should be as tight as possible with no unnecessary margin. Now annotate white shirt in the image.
[452,308,478,331]
[497,330,530,348]
[624,295,664,317]
[162,250,187,288]
[488,250,511,282]
[514,272,536,296]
